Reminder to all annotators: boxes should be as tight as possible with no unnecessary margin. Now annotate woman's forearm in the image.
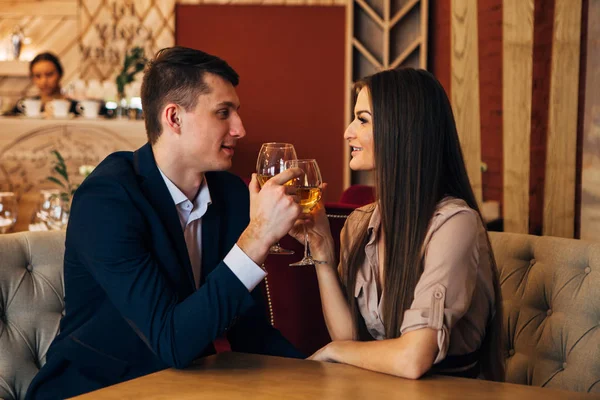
[318,329,439,379]
[312,252,354,340]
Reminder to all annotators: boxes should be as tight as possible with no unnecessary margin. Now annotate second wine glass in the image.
[286,159,325,266]
[256,142,297,255]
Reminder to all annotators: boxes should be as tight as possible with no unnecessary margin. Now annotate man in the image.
[26,47,304,399]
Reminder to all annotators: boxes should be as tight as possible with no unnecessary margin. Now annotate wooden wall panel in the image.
[478,1,503,209]
[580,0,599,240]
[502,0,534,233]
[451,0,482,204]
[176,5,346,202]
[543,0,583,237]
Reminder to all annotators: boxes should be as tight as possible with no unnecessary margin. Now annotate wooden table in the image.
[73,352,598,399]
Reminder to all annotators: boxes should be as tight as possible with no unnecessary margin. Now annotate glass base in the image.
[289,257,326,267]
[269,243,294,255]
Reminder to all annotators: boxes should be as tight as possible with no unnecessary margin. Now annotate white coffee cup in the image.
[17,98,42,117]
[48,99,71,118]
[76,100,100,119]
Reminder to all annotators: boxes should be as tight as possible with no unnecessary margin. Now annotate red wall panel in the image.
[176,5,346,202]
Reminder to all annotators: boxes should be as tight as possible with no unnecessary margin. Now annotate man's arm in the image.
[70,177,258,369]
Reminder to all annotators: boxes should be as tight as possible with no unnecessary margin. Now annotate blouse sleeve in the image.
[399,210,480,364]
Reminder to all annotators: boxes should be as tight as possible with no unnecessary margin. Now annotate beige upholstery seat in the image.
[1,228,598,397]
[0,231,65,400]
[491,232,600,393]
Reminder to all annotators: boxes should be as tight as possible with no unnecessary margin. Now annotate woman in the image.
[292,68,504,381]
[14,52,77,115]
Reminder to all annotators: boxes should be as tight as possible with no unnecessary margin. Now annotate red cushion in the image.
[339,185,374,207]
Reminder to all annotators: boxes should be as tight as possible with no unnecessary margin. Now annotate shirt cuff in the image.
[223,244,267,291]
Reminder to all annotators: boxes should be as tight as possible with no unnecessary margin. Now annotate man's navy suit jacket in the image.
[26,143,302,399]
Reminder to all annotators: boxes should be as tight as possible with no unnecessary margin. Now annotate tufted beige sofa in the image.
[490,232,600,393]
[0,230,598,398]
[0,231,64,400]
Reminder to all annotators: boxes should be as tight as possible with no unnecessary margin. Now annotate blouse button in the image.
[434,291,443,299]
[584,267,591,274]
[509,349,515,356]
[562,362,567,369]
[546,309,553,317]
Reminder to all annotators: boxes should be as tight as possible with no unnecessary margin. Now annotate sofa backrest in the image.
[490,232,600,393]
[0,231,65,400]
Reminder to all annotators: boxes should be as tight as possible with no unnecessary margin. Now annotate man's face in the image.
[179,73,246,173]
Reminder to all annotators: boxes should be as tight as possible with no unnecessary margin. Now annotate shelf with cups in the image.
[0,61,29,77]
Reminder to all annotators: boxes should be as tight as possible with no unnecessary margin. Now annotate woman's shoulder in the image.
[428,197,480,237]
[343,202,377,232]
[434,197,478,219]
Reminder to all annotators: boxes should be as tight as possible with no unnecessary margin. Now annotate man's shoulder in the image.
[91,150,136,179]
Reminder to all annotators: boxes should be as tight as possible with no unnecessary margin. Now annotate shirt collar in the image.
[157,167,212,210]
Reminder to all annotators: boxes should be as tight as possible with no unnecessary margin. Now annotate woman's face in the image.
[344,87,375,171]
[31,60,61,97]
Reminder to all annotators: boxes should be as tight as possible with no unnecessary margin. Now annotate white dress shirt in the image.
[158,168,266,291]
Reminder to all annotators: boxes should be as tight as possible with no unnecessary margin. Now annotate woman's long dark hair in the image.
[341,68,504,381]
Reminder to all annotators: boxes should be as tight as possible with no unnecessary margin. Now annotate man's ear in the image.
[164,103,182,133]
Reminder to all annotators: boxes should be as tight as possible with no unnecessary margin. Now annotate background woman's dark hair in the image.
[30,52,64,78]
[341,68,505,381]
[141,46,239,145]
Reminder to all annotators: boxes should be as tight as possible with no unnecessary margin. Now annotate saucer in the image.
[49,113,75,120]
[19,114,44,119]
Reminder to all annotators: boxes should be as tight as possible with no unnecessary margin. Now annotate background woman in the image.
[14,52,77,115]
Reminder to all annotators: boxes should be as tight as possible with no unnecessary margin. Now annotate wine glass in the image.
[30,189,60,230]
[256,142,298,255]
[285,159,325,266]
[45,193,69,231]
[0,192,18,233]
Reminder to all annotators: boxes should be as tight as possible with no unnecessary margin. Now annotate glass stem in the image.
[303,224,309,259]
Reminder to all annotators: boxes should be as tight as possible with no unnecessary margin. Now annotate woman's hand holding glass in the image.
[289,198,335,265]
[285,159,331,266]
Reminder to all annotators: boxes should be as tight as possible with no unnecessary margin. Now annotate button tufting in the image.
[26,264,33,272]
[562,362,567,369]
[434,291,443,299]
[584,267,591,274]
[509,349,515,356]
[546,309,553,316]
[529,259,536,267]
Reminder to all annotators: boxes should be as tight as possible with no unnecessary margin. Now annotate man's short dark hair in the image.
[141,46,239,144]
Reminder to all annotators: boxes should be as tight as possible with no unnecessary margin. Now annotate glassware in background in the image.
[45,194,69,231]
[29,189,60,230]
[285,159,324,266]
[0,192,17,233]
[256,142,298,255]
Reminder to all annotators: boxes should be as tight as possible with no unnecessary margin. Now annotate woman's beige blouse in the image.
[338,197,495,364]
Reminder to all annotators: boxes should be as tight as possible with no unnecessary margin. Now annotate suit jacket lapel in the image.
[201,172,222,281]
[133,143,195,292]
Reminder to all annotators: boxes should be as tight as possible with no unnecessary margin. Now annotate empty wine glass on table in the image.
[285,159,324,266]
[256,142,298,255]
[0,192,17,233]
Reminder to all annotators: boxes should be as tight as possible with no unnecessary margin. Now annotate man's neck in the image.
[154,145,204,201]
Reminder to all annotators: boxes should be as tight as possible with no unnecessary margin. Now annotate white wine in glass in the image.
[285,159,325,266]
[256,142,298,255]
